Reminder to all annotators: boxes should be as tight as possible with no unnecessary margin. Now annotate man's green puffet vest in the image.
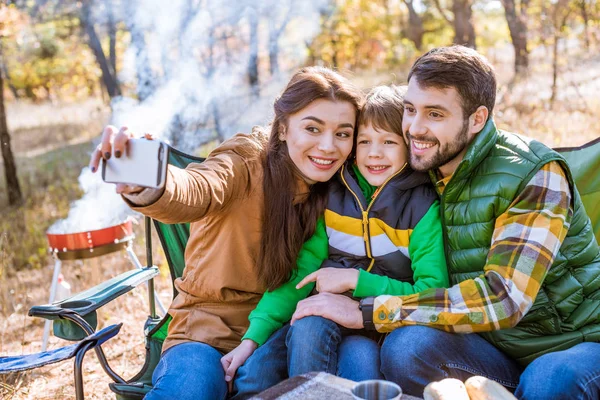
[436,119,600,366]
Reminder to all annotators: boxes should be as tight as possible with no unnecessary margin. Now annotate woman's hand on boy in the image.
[296,268,359,294]
[220,339,258,392]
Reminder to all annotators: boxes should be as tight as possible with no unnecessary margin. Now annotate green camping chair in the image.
[4,137,600,400]
[556,137,600,243]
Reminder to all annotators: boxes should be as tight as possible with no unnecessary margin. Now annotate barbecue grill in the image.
[47,220,134,260]
[42,219,166,351]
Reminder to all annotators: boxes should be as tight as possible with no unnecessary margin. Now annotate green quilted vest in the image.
[437,119,600,366]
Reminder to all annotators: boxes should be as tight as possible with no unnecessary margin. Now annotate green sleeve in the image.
[242,217,329,346]
[353,201,449,297]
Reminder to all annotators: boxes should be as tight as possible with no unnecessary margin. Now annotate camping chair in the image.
[555,137,600,243]
[3,136,599,400]
[0,324,122,400]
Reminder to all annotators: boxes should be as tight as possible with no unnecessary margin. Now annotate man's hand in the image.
[296,267,359,294]
[220,339,258,392]
[291,292,363,329]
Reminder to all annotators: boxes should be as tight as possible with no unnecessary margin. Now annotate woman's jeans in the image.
[144,324,290,400]
[380,325,600,400]
[286,315,384,381]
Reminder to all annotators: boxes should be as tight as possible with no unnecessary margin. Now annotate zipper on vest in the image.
[340,163,408,271]
[363,163,407,271]
[361,211,376,272]
[340,166,373,263]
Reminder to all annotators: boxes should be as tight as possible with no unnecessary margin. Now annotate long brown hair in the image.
[259,66,364,290]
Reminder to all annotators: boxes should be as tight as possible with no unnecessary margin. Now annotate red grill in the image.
[46,220,134,260]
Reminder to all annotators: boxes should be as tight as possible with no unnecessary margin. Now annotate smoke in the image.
[47,168,133,234]
[51,0,332,234]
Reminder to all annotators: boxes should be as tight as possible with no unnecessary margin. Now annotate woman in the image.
[88,67,364,400]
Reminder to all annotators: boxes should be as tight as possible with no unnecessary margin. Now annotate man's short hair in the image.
[407,45,496,118]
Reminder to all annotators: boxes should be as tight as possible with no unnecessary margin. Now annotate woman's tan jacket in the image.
[131,130,309,354]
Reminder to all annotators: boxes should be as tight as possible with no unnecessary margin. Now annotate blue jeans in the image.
[231,324,290,399]
[145,342,227,400]
[380,326,600,399]
[286,316,383,381]
[145,325,290,400]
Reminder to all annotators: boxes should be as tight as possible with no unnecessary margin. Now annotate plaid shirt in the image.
[373,161,572,333]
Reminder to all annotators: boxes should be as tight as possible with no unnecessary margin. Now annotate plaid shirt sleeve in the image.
[373,161,573,333]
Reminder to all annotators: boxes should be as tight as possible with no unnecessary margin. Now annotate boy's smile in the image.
[356,123,408,187]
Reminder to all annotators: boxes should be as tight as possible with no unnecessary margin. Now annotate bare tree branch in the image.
[433,0,453,24]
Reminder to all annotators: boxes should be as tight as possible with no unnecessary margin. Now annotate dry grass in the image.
[1,52,600,399]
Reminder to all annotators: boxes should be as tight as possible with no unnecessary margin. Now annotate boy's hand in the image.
[296,268,359,294]
[220,339,258,393]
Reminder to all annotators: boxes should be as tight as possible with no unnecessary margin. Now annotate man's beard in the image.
[405,118,470,172]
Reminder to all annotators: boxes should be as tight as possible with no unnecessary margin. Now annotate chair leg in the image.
[42,257,62,351]
[74,340,96,400]
[125,244,167,317]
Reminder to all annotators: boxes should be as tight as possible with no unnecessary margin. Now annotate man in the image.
[291,46,600,399]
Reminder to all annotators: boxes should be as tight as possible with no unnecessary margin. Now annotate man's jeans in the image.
[381,325,600,399]
[286,316,383,381]
[145,324,290,400]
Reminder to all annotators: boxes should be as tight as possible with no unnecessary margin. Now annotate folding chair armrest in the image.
[29,266,160,321]
[0,324,122,374]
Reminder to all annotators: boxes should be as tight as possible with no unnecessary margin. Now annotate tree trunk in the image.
[80,0,121,98]
[550,29,559,106]
[247,7,259,97]
[403,0,425,50]
[550,2,571,107]
[107,0,117,77]
[124,0,155,102]
[580,0,590,50]
[0,67,22,206]
[501,0,529,77]
[268,3,293,76]
[1,62,18,99]
[268,28,280,76]
[452,0,476,48]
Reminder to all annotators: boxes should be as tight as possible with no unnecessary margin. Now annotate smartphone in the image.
[102,139,169,189]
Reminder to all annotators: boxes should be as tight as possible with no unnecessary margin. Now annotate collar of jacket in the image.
[340,162,429,210]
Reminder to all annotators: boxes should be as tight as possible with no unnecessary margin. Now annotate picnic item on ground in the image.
[464,376,517,400]
[423,378,469,400]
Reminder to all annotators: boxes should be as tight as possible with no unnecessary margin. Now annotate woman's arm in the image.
[126,134,259,224]
[242,217,329,346]
[353,201,449,297]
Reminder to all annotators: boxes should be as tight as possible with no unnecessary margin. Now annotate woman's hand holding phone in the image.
[90,125,164,194]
